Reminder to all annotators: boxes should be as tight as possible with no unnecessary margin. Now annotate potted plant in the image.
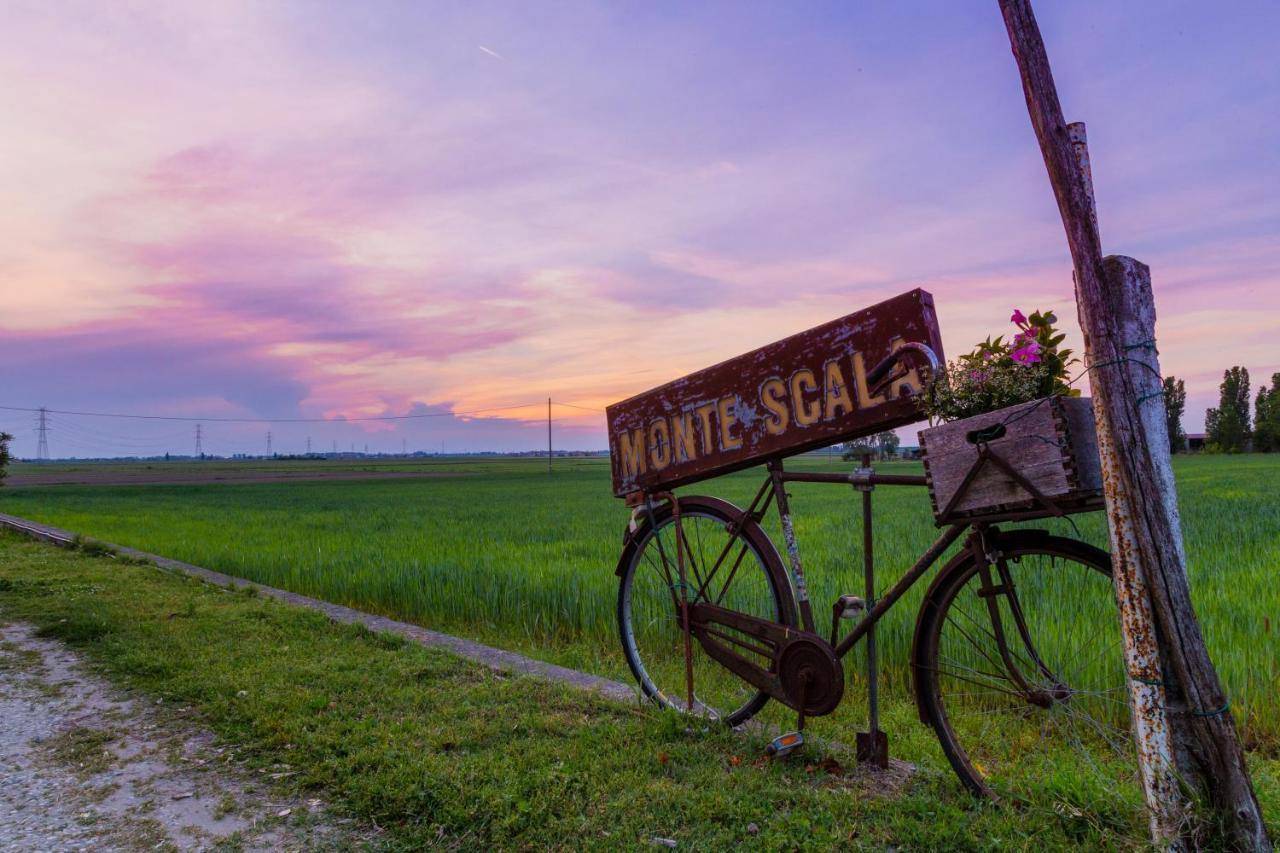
[918,310,1103,522]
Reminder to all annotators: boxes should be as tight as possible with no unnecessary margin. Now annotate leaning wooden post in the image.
[997,1,1271,849]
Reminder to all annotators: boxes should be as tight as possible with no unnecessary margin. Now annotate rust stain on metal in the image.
[605,289,944,496]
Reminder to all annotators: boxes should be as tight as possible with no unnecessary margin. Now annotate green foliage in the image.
[922,309,1078,422]
[1255,373,1280,453]
[0,432,11,485]
[70,534,118,558]
[875,430,900,457]
[841,431,899,462]
[1206,366,1252,453]
[1163,376,1187,453]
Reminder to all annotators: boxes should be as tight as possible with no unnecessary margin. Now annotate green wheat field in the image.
[1,453,1276,759]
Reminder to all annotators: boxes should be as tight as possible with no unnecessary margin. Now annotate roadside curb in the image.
[0,511,640,705]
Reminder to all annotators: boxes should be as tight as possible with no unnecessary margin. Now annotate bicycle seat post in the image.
[853,452,889,769]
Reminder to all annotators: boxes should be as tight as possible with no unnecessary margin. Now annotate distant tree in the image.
[1205,366,1251,452]
[875,431,900,459]
[1254,373,1280,453]
[1162,376,1187,453]
[841,435,876,462]
[0,432,11,485]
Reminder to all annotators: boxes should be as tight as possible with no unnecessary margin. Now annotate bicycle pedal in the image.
[835,595,865,619]
[765,731,805,759]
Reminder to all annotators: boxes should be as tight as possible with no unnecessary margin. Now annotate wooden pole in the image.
[547,398,553,475]
[996,1,1270,849]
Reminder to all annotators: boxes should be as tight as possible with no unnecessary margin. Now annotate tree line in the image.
[1163,368,1280,453]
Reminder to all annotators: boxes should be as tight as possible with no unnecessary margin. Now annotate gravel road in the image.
[0,622,363,851]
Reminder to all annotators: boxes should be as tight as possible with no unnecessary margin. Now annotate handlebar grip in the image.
[866,342,940,392]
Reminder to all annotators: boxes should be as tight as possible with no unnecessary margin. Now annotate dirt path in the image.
[0,622,365,851]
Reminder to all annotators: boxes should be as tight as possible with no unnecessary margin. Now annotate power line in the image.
[0,401,548,424]
[555,401,606,413]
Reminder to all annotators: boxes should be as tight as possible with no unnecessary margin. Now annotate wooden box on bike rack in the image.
[919,396,1103,523]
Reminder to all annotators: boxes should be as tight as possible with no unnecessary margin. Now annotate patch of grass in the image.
[70,534,118,558]
[4,531,1253,848]
[35,612,114,644]
[0,639,43,673]
[43,726,119,778]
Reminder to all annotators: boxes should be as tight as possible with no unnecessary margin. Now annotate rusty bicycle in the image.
[608,294,1132,801]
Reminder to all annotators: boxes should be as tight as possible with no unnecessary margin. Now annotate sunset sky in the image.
[2,1,1277,458]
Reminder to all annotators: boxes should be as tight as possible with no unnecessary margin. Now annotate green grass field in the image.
[16,530,1258,849]
[1,453,1276,757]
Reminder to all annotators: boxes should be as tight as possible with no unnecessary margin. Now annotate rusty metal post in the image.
[854,452,888,768]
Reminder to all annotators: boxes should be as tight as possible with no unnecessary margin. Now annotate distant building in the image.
[1186,433,1206,452]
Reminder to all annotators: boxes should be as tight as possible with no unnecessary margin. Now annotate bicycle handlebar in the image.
[866,342,941,397]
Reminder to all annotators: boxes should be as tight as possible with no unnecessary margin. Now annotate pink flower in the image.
[1010,338,1041,364]
[1010,309,1027,326]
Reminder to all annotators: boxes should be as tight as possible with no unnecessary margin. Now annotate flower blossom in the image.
[1010,337,1042,365]
[1010,309,1028,326]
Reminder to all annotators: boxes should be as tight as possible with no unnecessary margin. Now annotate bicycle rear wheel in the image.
[617,496,795,727]
[914,530,1140,806]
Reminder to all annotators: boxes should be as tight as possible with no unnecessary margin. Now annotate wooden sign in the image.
[607,288,944,496]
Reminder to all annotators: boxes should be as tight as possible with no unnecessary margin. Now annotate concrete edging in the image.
[0,511,639,704]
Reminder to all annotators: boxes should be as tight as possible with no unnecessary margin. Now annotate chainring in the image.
[777,636,844,716]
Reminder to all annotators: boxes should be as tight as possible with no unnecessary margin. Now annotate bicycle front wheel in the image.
[617,495,795,727]
[914,530,1139,806]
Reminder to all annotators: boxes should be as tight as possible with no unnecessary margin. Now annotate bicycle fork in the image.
[969,526,1068,707]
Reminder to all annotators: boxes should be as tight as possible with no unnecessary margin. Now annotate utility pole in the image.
[998,2,1268,848]
[266,430,273,457]
[332,440,337,455]
[306,436,311,455]
[195,424,204,458]
[402,438,407,456]
[547,397,552,475]
[35,407,49,461]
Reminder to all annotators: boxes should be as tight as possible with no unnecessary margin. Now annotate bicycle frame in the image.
[726,457,965,657]
[665,452,1072,762]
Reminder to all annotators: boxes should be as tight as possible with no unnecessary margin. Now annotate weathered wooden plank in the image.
[606,289,944,496]
[920,397,1100,520]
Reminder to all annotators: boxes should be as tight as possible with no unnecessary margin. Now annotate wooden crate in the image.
[919,396,1103,523]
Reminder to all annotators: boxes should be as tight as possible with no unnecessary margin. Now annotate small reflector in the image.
[765,731,805,758]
